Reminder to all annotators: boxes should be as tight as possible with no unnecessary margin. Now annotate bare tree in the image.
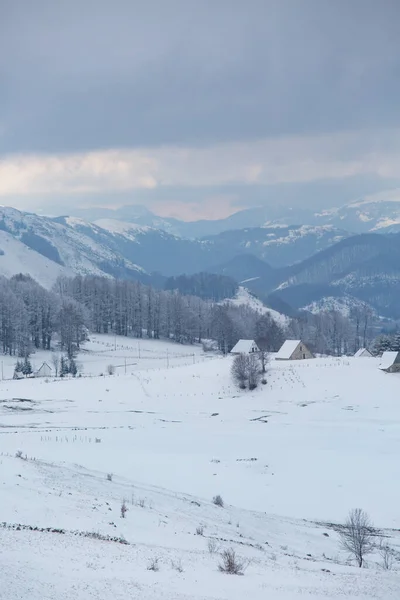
[51,353,60,377]
[231,354,248,389]
[338,508,375,567]
[258,349,270,375]
[247,353,261,390]
[231,353,261,390]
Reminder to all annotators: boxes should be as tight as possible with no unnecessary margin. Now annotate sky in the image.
[1,0,400,220]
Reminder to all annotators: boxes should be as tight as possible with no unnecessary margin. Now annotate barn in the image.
[275,340,314,361]
[379,351,400,373]
[230,339,260,354]
[34,362,53,378]
[354,348,373,358]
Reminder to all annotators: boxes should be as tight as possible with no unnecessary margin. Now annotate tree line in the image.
[0,272,389,361]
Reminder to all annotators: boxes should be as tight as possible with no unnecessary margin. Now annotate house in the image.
[230,339,260,354]
[379,351,400,373]
[34,362,52,378]
[275,340,314,361]
[354,348,373,358]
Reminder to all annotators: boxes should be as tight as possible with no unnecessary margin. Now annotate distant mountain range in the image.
[0,195,400,320]
[71,191,400,237]
[0,207,348,285]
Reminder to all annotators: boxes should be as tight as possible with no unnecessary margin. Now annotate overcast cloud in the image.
[1,0,400,219]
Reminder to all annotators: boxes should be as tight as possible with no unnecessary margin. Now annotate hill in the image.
[1,348,399,598]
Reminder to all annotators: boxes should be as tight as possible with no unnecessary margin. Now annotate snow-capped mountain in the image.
[67,190,400,239]
[204,225,348,268]
[1,204,400,319]
[269,233,400,319]
[0,208,147,287]
[314,191,400,233]
[0,229,71,288]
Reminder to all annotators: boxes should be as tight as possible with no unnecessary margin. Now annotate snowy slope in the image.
[94,218,151,238]
[0,353,400,598]
[0,207,147,283]
[0,230,71,287]
[225,286,289,326]
[304,294,375,318]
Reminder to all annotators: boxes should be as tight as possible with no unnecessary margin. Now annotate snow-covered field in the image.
[0,334,207,380]
[1,342,399,599]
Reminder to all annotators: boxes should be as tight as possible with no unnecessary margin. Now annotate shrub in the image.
[213,495,224,507]
[196,525,204,536]
[120,500,127,518]
[218,548,247,575]
[207,538,219,554]
[147,556,160,571]
[106,473,113,481]
[107,364,115,375]
[170,558,184,572]
[378,539,395,570]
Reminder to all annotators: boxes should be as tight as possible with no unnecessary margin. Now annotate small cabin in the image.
[34,362,52,378]
[275,340,314,361]
[379,351,400,373]
[354,348,373,358]
[230,340,260,355]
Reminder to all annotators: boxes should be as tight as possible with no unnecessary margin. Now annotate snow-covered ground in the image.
[0,334,208,380]
[0,346,399,599]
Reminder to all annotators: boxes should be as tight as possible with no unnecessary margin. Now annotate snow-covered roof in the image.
[230,339,258,354]
[275,340,301,359]
[354,348,372,358]
[38,362,52,370]
[379,351,400,370]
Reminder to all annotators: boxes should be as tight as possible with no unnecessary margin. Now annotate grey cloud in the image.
[2,0,400,154]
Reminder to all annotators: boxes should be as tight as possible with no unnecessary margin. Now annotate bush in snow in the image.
[120,500,128,518]
[378,540,395,570]
[231,353,261,390]
[218,548,247,575]
[107,364,115,375]
[106,473,113,481]
[212,495,224,508]
[170,558,184,572]
[147,556,160,572]
[207,538,219,554]
[196,525,204,536]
